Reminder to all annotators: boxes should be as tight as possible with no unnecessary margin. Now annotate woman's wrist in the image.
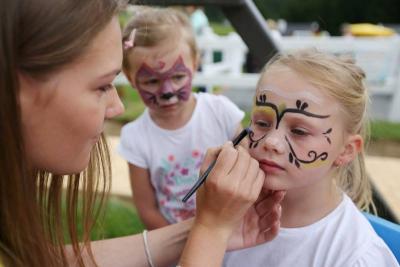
[179,219,231,267]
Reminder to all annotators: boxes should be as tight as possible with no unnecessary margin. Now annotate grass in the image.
[63,196,144,243]
[370,120,400,141]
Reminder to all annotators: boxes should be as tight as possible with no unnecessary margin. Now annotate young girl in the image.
[118,7,244,229]
[224,49,399,266]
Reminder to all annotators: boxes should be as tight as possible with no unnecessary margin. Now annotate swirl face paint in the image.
[249,88,334,170]
[135,56,192,108]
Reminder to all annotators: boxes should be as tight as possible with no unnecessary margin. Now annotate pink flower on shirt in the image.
[168,154,175,162]
[180,168,189,175]
[192,150,200,158]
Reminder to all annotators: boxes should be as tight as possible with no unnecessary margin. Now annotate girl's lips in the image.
[259,159,285,173]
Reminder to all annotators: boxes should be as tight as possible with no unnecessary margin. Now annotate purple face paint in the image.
[135,56,193,108]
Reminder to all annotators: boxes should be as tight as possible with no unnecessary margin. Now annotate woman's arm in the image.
[80,219,193,267]
[129,163,169,230]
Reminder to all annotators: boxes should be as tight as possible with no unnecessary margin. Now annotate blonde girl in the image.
[224,49,399,267]
[119,7,245,229]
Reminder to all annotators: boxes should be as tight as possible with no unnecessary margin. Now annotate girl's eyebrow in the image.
[258,86,323,106]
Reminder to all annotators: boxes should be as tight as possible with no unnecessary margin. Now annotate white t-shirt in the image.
[224,194,399,267]
[118,93,244,223]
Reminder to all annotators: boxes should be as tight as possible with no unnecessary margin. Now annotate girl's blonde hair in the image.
[122,7,198,72]
[260,48,374,212]
[1,0,125,266]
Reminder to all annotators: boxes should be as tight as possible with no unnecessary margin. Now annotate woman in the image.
[0,0,283,266]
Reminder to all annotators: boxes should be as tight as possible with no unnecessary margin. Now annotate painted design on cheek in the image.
[285,136,328,168]
[323,128,332,144]
[135,56,193,106]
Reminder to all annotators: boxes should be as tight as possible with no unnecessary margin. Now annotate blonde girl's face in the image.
[19,17,124,175]
[124,36,196,116]
[248,66,351,191]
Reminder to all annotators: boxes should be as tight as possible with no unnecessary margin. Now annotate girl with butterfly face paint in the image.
[118,7,245,230]
[223,49,399,267]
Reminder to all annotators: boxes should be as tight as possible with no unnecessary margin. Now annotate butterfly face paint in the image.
[249,89,334,170]
[135,56,192,108]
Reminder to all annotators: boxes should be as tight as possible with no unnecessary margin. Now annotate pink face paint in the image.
[135,56,192,107]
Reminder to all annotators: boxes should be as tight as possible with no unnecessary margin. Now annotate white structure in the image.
[115,28,400,122]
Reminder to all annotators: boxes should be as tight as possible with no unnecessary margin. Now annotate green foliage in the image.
[210,22,234,36]
[115,84,145,123]
[253,0,400,35]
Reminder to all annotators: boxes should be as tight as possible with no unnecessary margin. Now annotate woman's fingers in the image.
[204,142,237,181]
[255,190,285,216]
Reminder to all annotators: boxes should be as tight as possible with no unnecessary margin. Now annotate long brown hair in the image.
[0,0,124,266]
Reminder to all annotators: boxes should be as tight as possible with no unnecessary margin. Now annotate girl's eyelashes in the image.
[254,120,273,128]
[291,128,309,136]
[142,78,160,86]
[172,73,186,81]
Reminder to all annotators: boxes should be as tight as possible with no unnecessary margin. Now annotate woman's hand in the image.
[194,142,265,237]
[227,189,285,250]
[179,142,280,267]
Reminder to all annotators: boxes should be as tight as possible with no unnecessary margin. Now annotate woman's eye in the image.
[291,128,308,136]
[98,84,114,92]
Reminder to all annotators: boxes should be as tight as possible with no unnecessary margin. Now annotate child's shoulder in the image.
[120,111,150,137]
[195,92,240,111]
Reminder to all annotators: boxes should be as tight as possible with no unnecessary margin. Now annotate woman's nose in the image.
[105,87,125,119]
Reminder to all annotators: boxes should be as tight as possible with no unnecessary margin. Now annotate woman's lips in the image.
[259,159,285,173]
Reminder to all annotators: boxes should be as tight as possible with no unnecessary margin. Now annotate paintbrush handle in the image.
[182,128,249,203]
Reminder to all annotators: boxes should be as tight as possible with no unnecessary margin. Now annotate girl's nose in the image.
[105,86,125,119]
[262,130,285,154]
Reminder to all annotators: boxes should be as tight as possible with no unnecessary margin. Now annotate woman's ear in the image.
[334,134,363,166]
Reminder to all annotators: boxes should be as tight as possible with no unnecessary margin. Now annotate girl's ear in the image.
[193,53,200,72]
[334,134,363,166]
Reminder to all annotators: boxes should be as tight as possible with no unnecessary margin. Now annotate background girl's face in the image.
[19,17,124,174]
[125,37,196,116]
[249,67,346,191]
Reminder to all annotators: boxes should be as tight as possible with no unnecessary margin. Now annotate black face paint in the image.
[285,136,328,169]
[249,93,332,169]
[323,128,332,144]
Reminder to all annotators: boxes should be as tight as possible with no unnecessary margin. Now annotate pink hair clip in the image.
[124,28,136,50]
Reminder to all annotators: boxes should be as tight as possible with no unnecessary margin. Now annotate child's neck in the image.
[280,177,342,228]
[149,95,196,130]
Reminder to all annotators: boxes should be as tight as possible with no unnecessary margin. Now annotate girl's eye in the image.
[143,78,159,86]
[98,84,114,92]
[172,74,186,81]
[291,128,309,136]
[255,120,272,128]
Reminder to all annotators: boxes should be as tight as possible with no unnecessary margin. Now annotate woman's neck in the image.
[150,95,196,130]
[280,177,342,228]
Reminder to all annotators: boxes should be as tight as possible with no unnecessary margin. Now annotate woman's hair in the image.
[0,0,124,266]
[122,7,198,72]
[259,49,374,212]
